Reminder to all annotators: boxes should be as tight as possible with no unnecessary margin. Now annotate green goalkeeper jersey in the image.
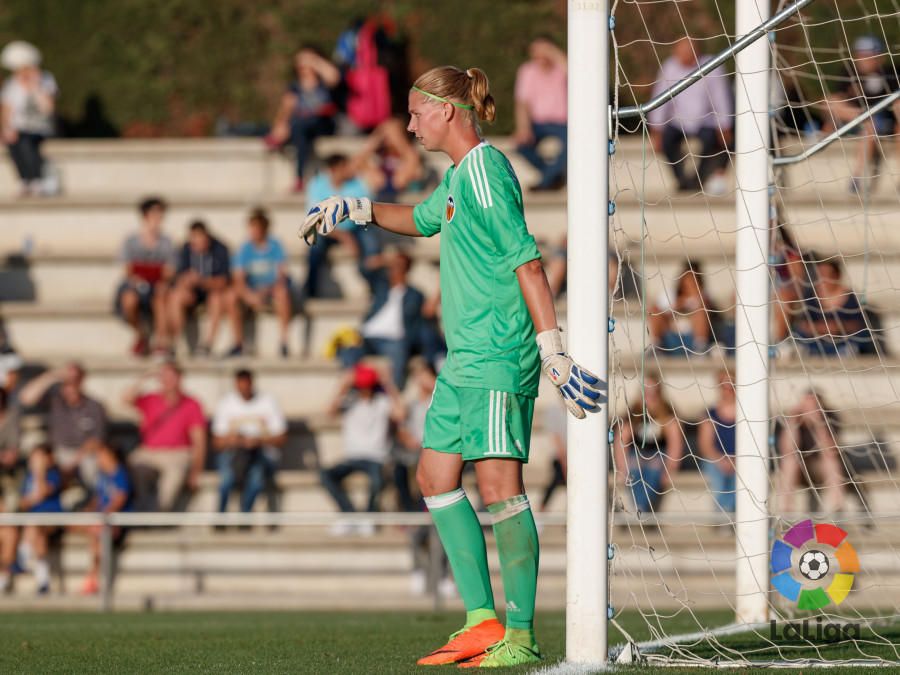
[413,142,542,397]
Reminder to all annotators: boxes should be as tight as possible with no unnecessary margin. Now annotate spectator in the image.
[211,369,286,517]
[392,361,435,511]
[0,386,20,477]
[304,153,381,299]
[793,257,871,356]
[697,370,737,514]
[777,389,845,514]
[123,362,206,512]
[337,249,424,388]
[771,220,813,346]
[115,197,175,357]
[648,37,733,194]
[265,47,340,191]
[538,399,567,512]
[824,36,900,193]
[18,444,64,594]
[226,208,293,358]
[18,362,108,488]
[363,118,429,202]
[514,36,568,191]
[167,220,231,357]
[0,41,59,197]
[70,442,132,595]
[649,260,716,355]
[321,364,404,535]
[613,372,684,514]
[418,281,447,372]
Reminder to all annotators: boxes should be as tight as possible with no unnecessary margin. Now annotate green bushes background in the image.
[0,1,892,136]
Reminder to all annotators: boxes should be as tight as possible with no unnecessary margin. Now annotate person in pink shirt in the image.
[123,361,207,511]
[514,36,568,192]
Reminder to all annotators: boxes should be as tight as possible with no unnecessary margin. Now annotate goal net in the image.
[604,0,900,666]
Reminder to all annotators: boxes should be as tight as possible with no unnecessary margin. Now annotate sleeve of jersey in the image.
[413,170,451,237]
[477,160,542,272]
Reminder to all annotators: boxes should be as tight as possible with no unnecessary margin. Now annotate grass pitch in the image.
[1,610,899,673]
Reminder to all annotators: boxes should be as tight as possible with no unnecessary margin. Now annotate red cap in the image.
[353,364,379,390]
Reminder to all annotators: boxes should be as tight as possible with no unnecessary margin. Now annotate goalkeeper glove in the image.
[298,196,372,245]
[537,328,604,419]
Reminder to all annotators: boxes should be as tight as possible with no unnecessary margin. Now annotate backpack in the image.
[345,22,391,130]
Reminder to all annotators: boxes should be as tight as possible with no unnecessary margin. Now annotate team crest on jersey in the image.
[445,195,456,222]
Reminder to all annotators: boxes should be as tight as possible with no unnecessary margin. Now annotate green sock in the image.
[488,494,539,644]
[425,488,496,622]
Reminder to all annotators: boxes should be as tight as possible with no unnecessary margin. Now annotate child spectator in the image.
[226,208,293,358]
[697,370,737,514]
[361,118,429,202]
[71,442,132,595]
[320,364,404,536]
[167,220,231,357]
[19,444,64,594]
[0,41,59,196]
[114,197,175,357]
[777,390,845,514]
[266,47,340,191]
[613,372,684,515]
[514,36,568,191]
[793,257,872,356]
[211,369,286,518]
[123,361,207,512]
[304,153,381,299]
[649,260,717,356]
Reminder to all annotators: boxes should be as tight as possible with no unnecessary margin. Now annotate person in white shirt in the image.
[211,369,287,516]
[647,37,733,195]
[320,364,405,535]
[0,41,58,196]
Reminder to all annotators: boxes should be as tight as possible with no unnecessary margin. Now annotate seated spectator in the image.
[0,41,59,197]
[123,361,206,512]
[392,361,435,511]
[362,118,429,202]
[613,372,683,515]
[777,389,845,514]
[18,444,64,594]
[648,37,733,195]
[167,220,231,357]
[514,36,568,191]
[771,221,813,346]
[793,256,871,356]
[70,442,132,595]
[304,153,381,299]
[649,260,716,355]
[18,362,107,488]
[538,398,567,512]
[697,369,737,514]
[337,249,423,388]
[823,36,900,193]
[321,364,404,536]
[114,197,175,357]
[226,208,293,358]
[265,47,340,191]
[211,369,286,518]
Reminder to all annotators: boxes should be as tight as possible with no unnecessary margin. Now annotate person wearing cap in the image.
[319,363,405,536]
[0,40,58,197]
[825,35,900,193]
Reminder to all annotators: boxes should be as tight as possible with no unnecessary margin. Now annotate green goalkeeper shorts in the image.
[422,376,535,462]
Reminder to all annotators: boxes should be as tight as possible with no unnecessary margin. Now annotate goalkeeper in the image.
[300,65,602,668]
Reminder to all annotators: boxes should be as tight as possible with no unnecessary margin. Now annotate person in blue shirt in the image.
[19,444,63,594]
[226,208,293,358]
[303,153,382,299]
[72,442,132,595]
[697,370,737,514]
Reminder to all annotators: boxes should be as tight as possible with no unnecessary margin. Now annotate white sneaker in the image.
[409,569,427,595]
[704,173,729,196]
[329,521,355,537]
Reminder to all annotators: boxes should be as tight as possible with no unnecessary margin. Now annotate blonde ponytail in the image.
[465,67,496,122]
